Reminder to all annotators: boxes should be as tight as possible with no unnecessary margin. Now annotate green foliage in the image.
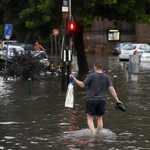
[19,0,61,41]
[3,50,46,80]
[1,0,150,41]
[93,0,150,24]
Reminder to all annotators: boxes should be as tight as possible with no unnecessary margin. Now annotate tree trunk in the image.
[74,22,89,75]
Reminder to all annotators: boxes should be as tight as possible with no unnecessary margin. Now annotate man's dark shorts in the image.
[86,100,105,116]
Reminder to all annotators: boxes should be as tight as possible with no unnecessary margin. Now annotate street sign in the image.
[5,36,10,40]
[5,24,13,36]
[62,6,68,12]
[63,0,67,6]
[53,29,59,35]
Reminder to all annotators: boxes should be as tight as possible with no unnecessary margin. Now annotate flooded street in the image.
[0,53,150,150]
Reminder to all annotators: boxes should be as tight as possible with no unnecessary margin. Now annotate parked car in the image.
[31,51,50,68]
[0,46,50,69]
[112,42,135,55]
[0,40,18,50]
[119,43,149,60]
[0,45,25,60]
[140,47,150,62]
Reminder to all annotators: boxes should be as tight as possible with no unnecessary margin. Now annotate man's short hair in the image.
[94,61,103,69]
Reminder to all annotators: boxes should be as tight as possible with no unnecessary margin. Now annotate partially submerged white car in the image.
[141,47,150,62]
[119,43,149,60]
[0,45,25,60]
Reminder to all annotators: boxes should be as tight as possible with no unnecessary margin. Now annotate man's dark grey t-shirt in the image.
[83,72,112,101]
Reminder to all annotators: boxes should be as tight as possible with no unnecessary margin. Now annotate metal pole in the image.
[28,78,32,95]
[4,39,9,73]
[68,0,72,79]
[55,35,57,55]
[68,0,71,50]
[69,0,71,20]
[61,11,67,91]
[51,34,53,55]
[58,65,61,79]
[114,75,117,92]
[61,36,64,59]
[123,63,126,80]
[51,62,54,78]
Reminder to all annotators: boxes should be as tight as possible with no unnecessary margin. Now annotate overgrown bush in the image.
[3,50,46,80]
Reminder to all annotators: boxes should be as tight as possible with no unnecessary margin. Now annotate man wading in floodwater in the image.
[70,61,122,135]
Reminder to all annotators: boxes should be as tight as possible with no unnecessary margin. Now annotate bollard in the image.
[28,78,32,95]
[51,63,54,77]
[126,68,129,82]
[123,63,126,80]
[58,65,61,79]
[113,75,117,91]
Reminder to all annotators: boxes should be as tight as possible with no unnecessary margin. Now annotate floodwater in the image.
[0,53,150,150]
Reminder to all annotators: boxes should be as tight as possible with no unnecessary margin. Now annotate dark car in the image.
[112,42,135,55]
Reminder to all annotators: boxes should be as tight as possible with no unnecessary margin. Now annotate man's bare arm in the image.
[70,75,85,88]
[109,86,122,104]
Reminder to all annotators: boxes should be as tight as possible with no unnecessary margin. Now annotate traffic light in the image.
[68,22,75,37]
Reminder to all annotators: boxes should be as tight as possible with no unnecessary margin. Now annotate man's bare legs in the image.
[87,114,95,135]
[96,116,103,132]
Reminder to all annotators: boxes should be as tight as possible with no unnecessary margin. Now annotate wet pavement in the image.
[0,53,150,150]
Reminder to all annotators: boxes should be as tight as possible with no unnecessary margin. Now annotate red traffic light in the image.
[70,23,74,30]
[68,22,75,37]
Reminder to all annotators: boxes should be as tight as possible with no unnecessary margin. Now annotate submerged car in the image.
[141,47,150,62]
[0,45,25,60]
[112,42,135,55]
[0,46,49,68]
[31,51,50,68]
[119,43,149,60]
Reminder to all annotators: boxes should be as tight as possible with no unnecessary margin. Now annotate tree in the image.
[92,0,150,24]
[1,0,150,74]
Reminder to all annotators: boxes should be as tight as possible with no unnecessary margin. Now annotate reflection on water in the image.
[0,54,150,149]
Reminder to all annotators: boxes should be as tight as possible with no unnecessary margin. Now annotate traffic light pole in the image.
[68,0,71,51]
[67,0,72,84]
[61,8,67,91]
[61,0,72,91]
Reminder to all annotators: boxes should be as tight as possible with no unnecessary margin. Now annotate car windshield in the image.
[34,52,47,59]
[4,41,17,45]
[15,43,25,47]
[38,53,47,58]
[120,43,129,47]
[123,45,136,50]
[122,43,131,46]
[144,48,150,53]
[2,47,24,52]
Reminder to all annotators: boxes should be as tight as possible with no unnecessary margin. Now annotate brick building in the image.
[83,18,150,54]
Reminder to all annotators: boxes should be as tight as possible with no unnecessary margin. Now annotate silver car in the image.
[119,43,149,60]
[0,45,25,60]
[140,47,150,62]
[112,42,135,55]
